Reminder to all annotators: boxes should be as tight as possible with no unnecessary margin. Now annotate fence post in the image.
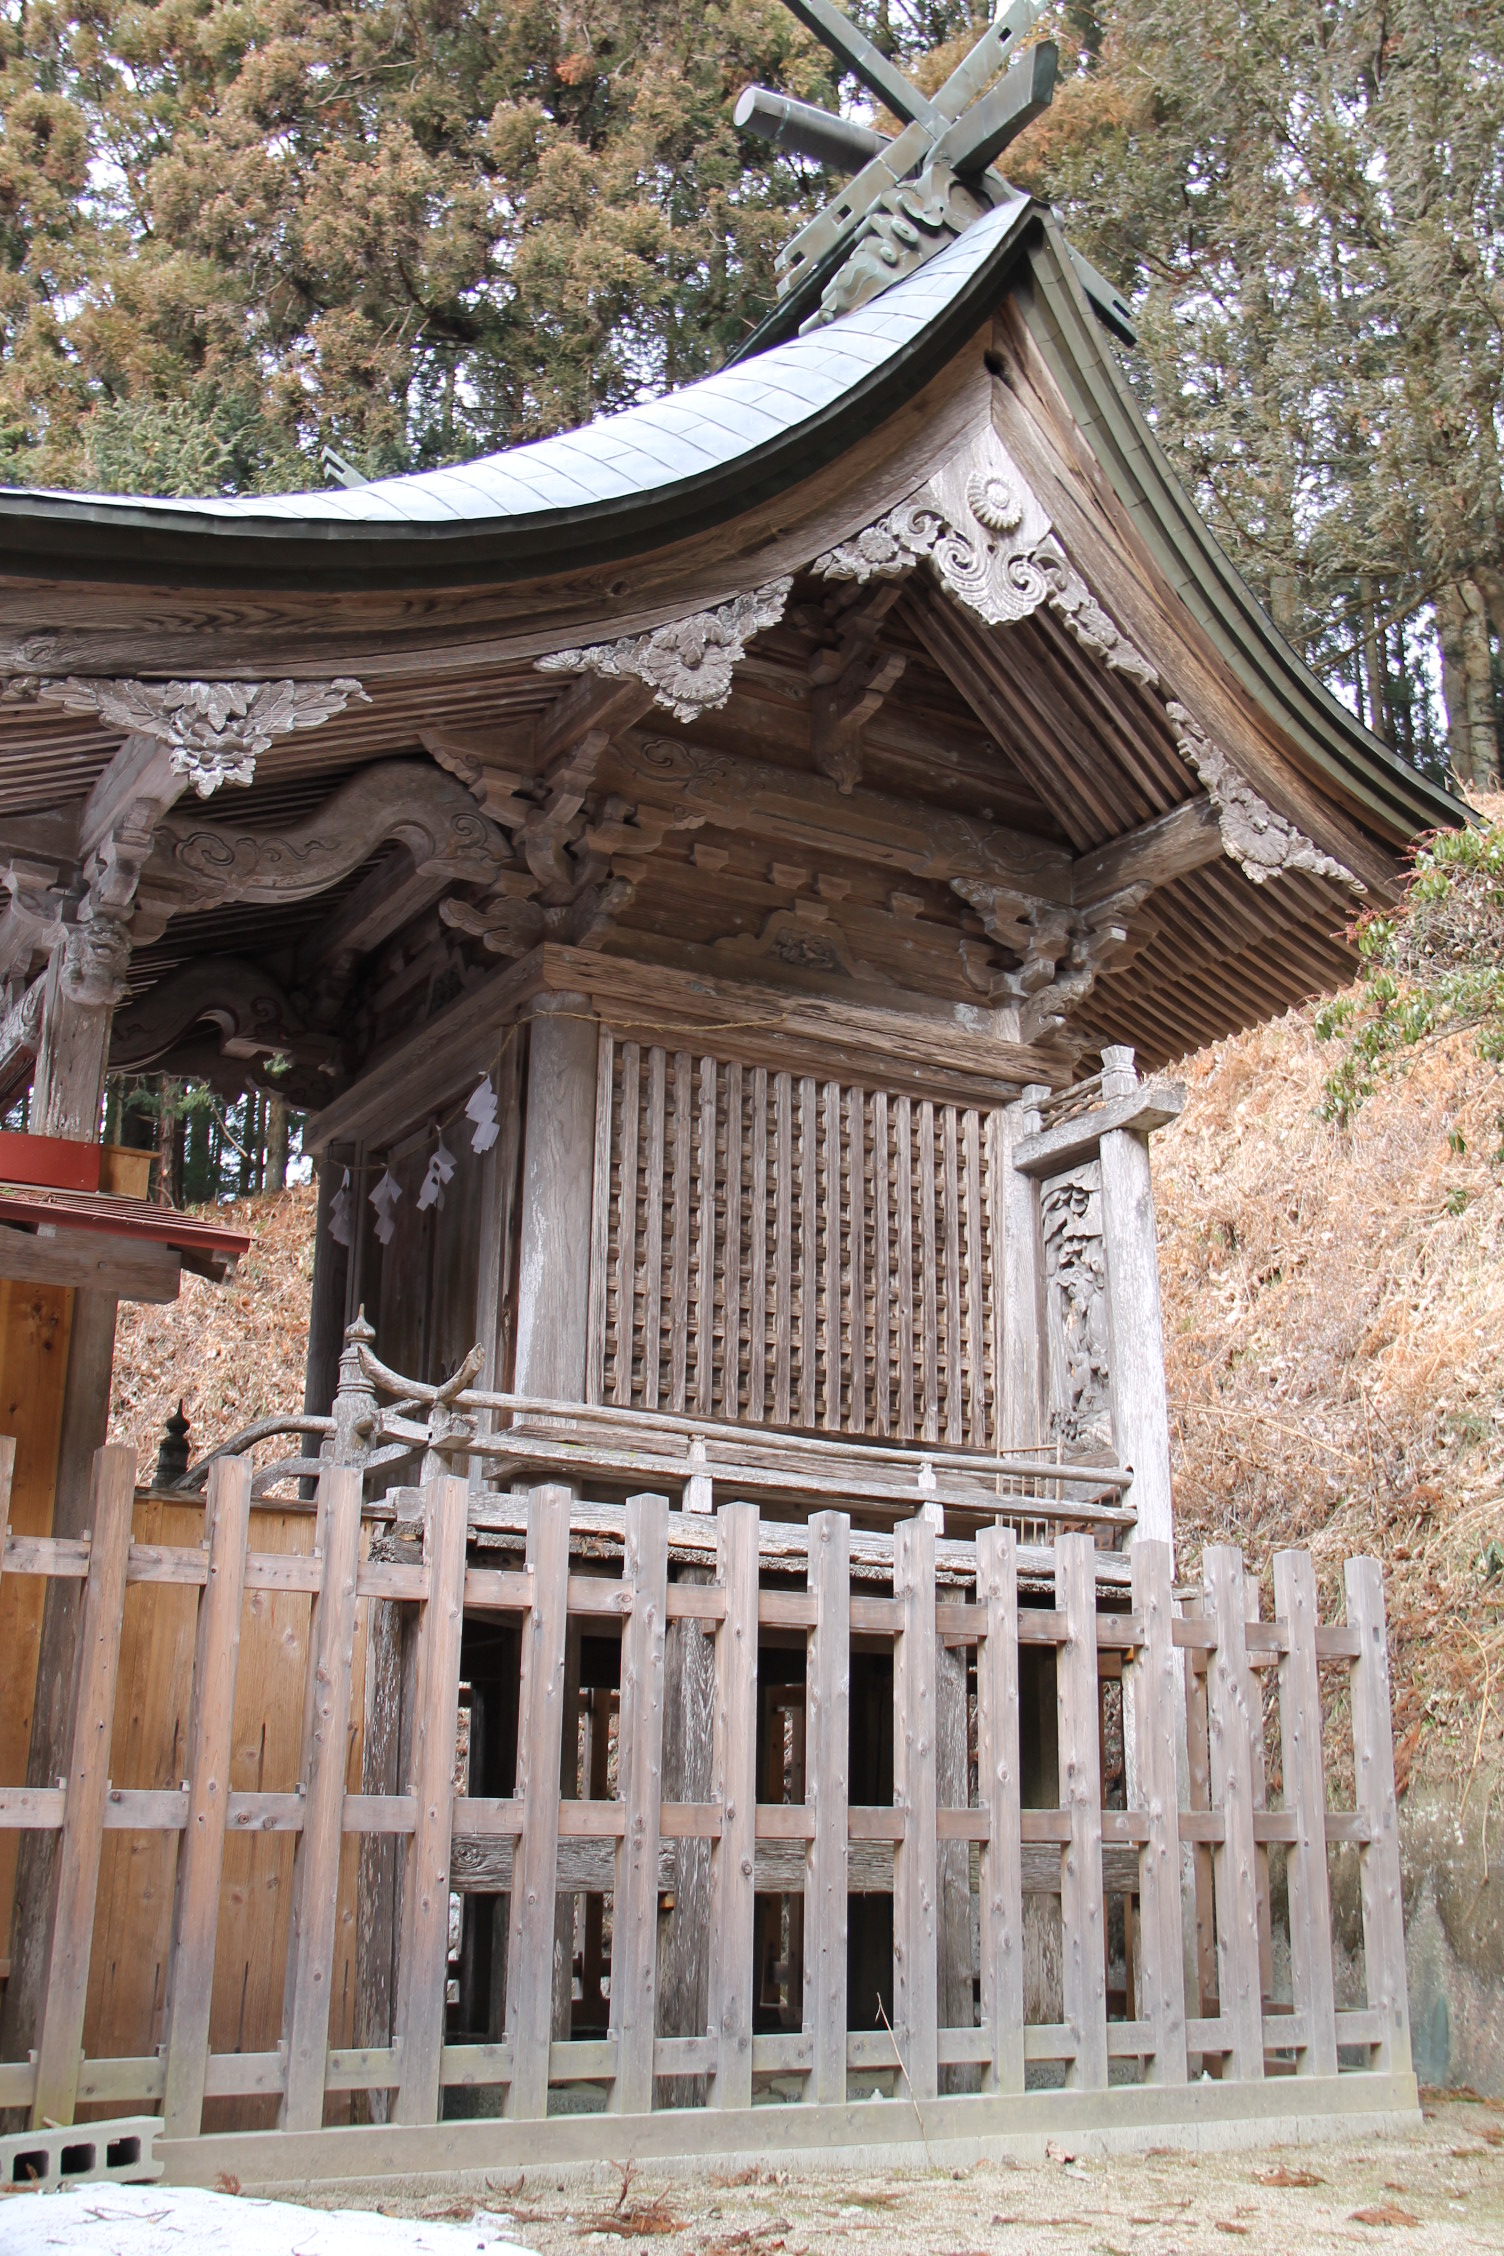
[1057,1530,1107,2089]
[1203,1544,1263,2081]
[805,1509,849,2107]
[160,1454,254,2138]
[1127,1538,1187,2083]
[1273,1548,1338,2077]
[392,1474,471,2124]
[504,1483,572,2119]
[893,1511,938,2104]
[708,1503,759,2109]
[279,1463,364,2131]
[610,1491,669,2116]
[976,1523,1024,2093]
[29,1443,136,2129]
[1345,1556,1412,2075]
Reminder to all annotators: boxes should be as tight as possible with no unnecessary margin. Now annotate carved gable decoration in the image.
[537,579,794,724]
[1167,703,1362,892]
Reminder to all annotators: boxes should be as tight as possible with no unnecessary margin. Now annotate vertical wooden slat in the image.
[722,1060,743,1421]
[896,1095,914,1439]
[29,1444,137,2129]
[774,1072,793,1424]
[160,1454,254,2138]
[1127,1539,1188,2085]
[641,1047,667,1411]
[695,1055,717,1418]
[279,1463,364,2130]
[709,1502,759,2107]
[805,1509,849,2106]
[669,1051,692,1414]
[977,1524,1024,2093]
[1057,1530,1107,2090]
[1273,1548,1338,2077]
[749,1065,769,1422]
[847,1086,866,1437]
[392,1474,471,2123]
[505,1483,572,2119]
[1245,1571,1275,2002]
[963,1111,986,1449]
[822,1079,841,1431]
[1183,1611,1219,2021]
[942,1107,962,1446]
[892,1512,939,2103]
[612,1043,640,1408]
[873,1089,890,1438]
[611,1491,670,2114]
[798,1076,818,1429]
[1345,1555,1412,2073]
[585,1026,614,1405]
[919,1101,939,1444]
[1203,1544,1264,2082]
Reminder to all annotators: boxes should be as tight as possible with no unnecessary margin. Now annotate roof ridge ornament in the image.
[536,578,794,725]
[4,674,370,797]
[813,423,1157,683]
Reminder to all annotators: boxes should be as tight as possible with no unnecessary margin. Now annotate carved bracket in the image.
[536,579,794,724]
[1166,703,1362,890]
[10,675,369,797]
[109,956,337,1078]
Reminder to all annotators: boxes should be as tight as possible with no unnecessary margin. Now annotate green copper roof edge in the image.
[1019,215,1464,846]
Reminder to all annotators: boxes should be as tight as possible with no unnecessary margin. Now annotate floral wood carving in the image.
[1040,1160,1113,1452]
[30,676,370,796]
[536,579,794,724]
[1166,702,1362,890]
[813,425,1158,684]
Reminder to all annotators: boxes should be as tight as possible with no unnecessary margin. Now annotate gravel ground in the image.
[256,2094,1504,2255]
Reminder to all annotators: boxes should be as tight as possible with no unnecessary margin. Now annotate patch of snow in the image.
[0,2183,535,2255]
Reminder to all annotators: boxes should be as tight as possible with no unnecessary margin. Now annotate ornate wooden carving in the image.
[18,675,368,796]
[109,957,333,1076]
[536,580,794,722]
[1166,703,1361,890]
[1040,1160,1112,1453]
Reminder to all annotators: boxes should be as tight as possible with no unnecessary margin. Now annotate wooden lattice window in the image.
[585,1034,1009,1445]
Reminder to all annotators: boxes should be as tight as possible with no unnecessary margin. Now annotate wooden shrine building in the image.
[0,0,1455,2189]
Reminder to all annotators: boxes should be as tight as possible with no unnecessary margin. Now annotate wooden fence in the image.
[0,1441,1414,2176]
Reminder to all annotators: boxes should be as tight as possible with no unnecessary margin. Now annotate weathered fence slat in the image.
[280,1464,365,2131]
[611,1492,670,2115]
[892,1512,939,2103]
[977,1523,1023,2094]
[1345,1556,1411,2074]
[29,1443,137,2129]
[504,1483,572,2119]
[1274,1547,1338,2077]
[805,1509,850,2106]
[392,1474,471,2123]
[1057,1530,1107,2090]
[1204,1545,1264,2083]
[709,1503,759,2108]
[160,1454,255,2138]
[1127,1538,1186,2085]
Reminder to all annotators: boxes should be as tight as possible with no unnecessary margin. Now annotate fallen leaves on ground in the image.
[1350,2203,1420,2226]
[1256,2167,1325,2187]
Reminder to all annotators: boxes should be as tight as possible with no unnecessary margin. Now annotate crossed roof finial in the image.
[737,1,1057,335]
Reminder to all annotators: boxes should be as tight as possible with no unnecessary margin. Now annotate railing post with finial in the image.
[327,1306,377,1470]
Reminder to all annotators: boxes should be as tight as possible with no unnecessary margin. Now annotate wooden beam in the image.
[0,1222,180,1302]
[1072,798,1223,907]
[78,734,181,863]
[1010,1080,1186,1180]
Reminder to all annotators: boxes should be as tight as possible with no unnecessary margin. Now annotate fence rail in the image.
[0,1436,1412,2160]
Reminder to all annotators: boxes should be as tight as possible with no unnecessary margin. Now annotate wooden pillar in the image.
[31,949,111,1143]
[1097,1046,1175,1552]
[935,1628,975,2091]
[513,996,599,1404]
[998,1086,1047,1450]
[656,1564,715,2105]
[304,1158,351,1425]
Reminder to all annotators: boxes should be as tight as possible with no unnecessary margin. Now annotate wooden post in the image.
[1057,1530,1107,2089]
[1127,1539,1187,2084]
[1273,1548,1338,2077]
[1245,1571,1275,2001]
[303,1159,351,1438]
[1097,1047,1174,1551]
[1345,1556,1412,2074]
[392,1474,470,2124]
[504,1483,571,2119]
[657,1561,715,2105]
[709,1503,759,2108]
[1203,1544,1263,2082]
[805,1509,849,2106]
[893,1512,939,2104]
[610,1492,669,2115]
[159,1454,254,2138]
[977,1524,1024,2093]
[999,1087,1048,1450]
[31,947,111,1143]
[935,1625,974,2089]
[29,1443,136,2128]
[513,997,599,1402]
[279,1464,364,2131]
